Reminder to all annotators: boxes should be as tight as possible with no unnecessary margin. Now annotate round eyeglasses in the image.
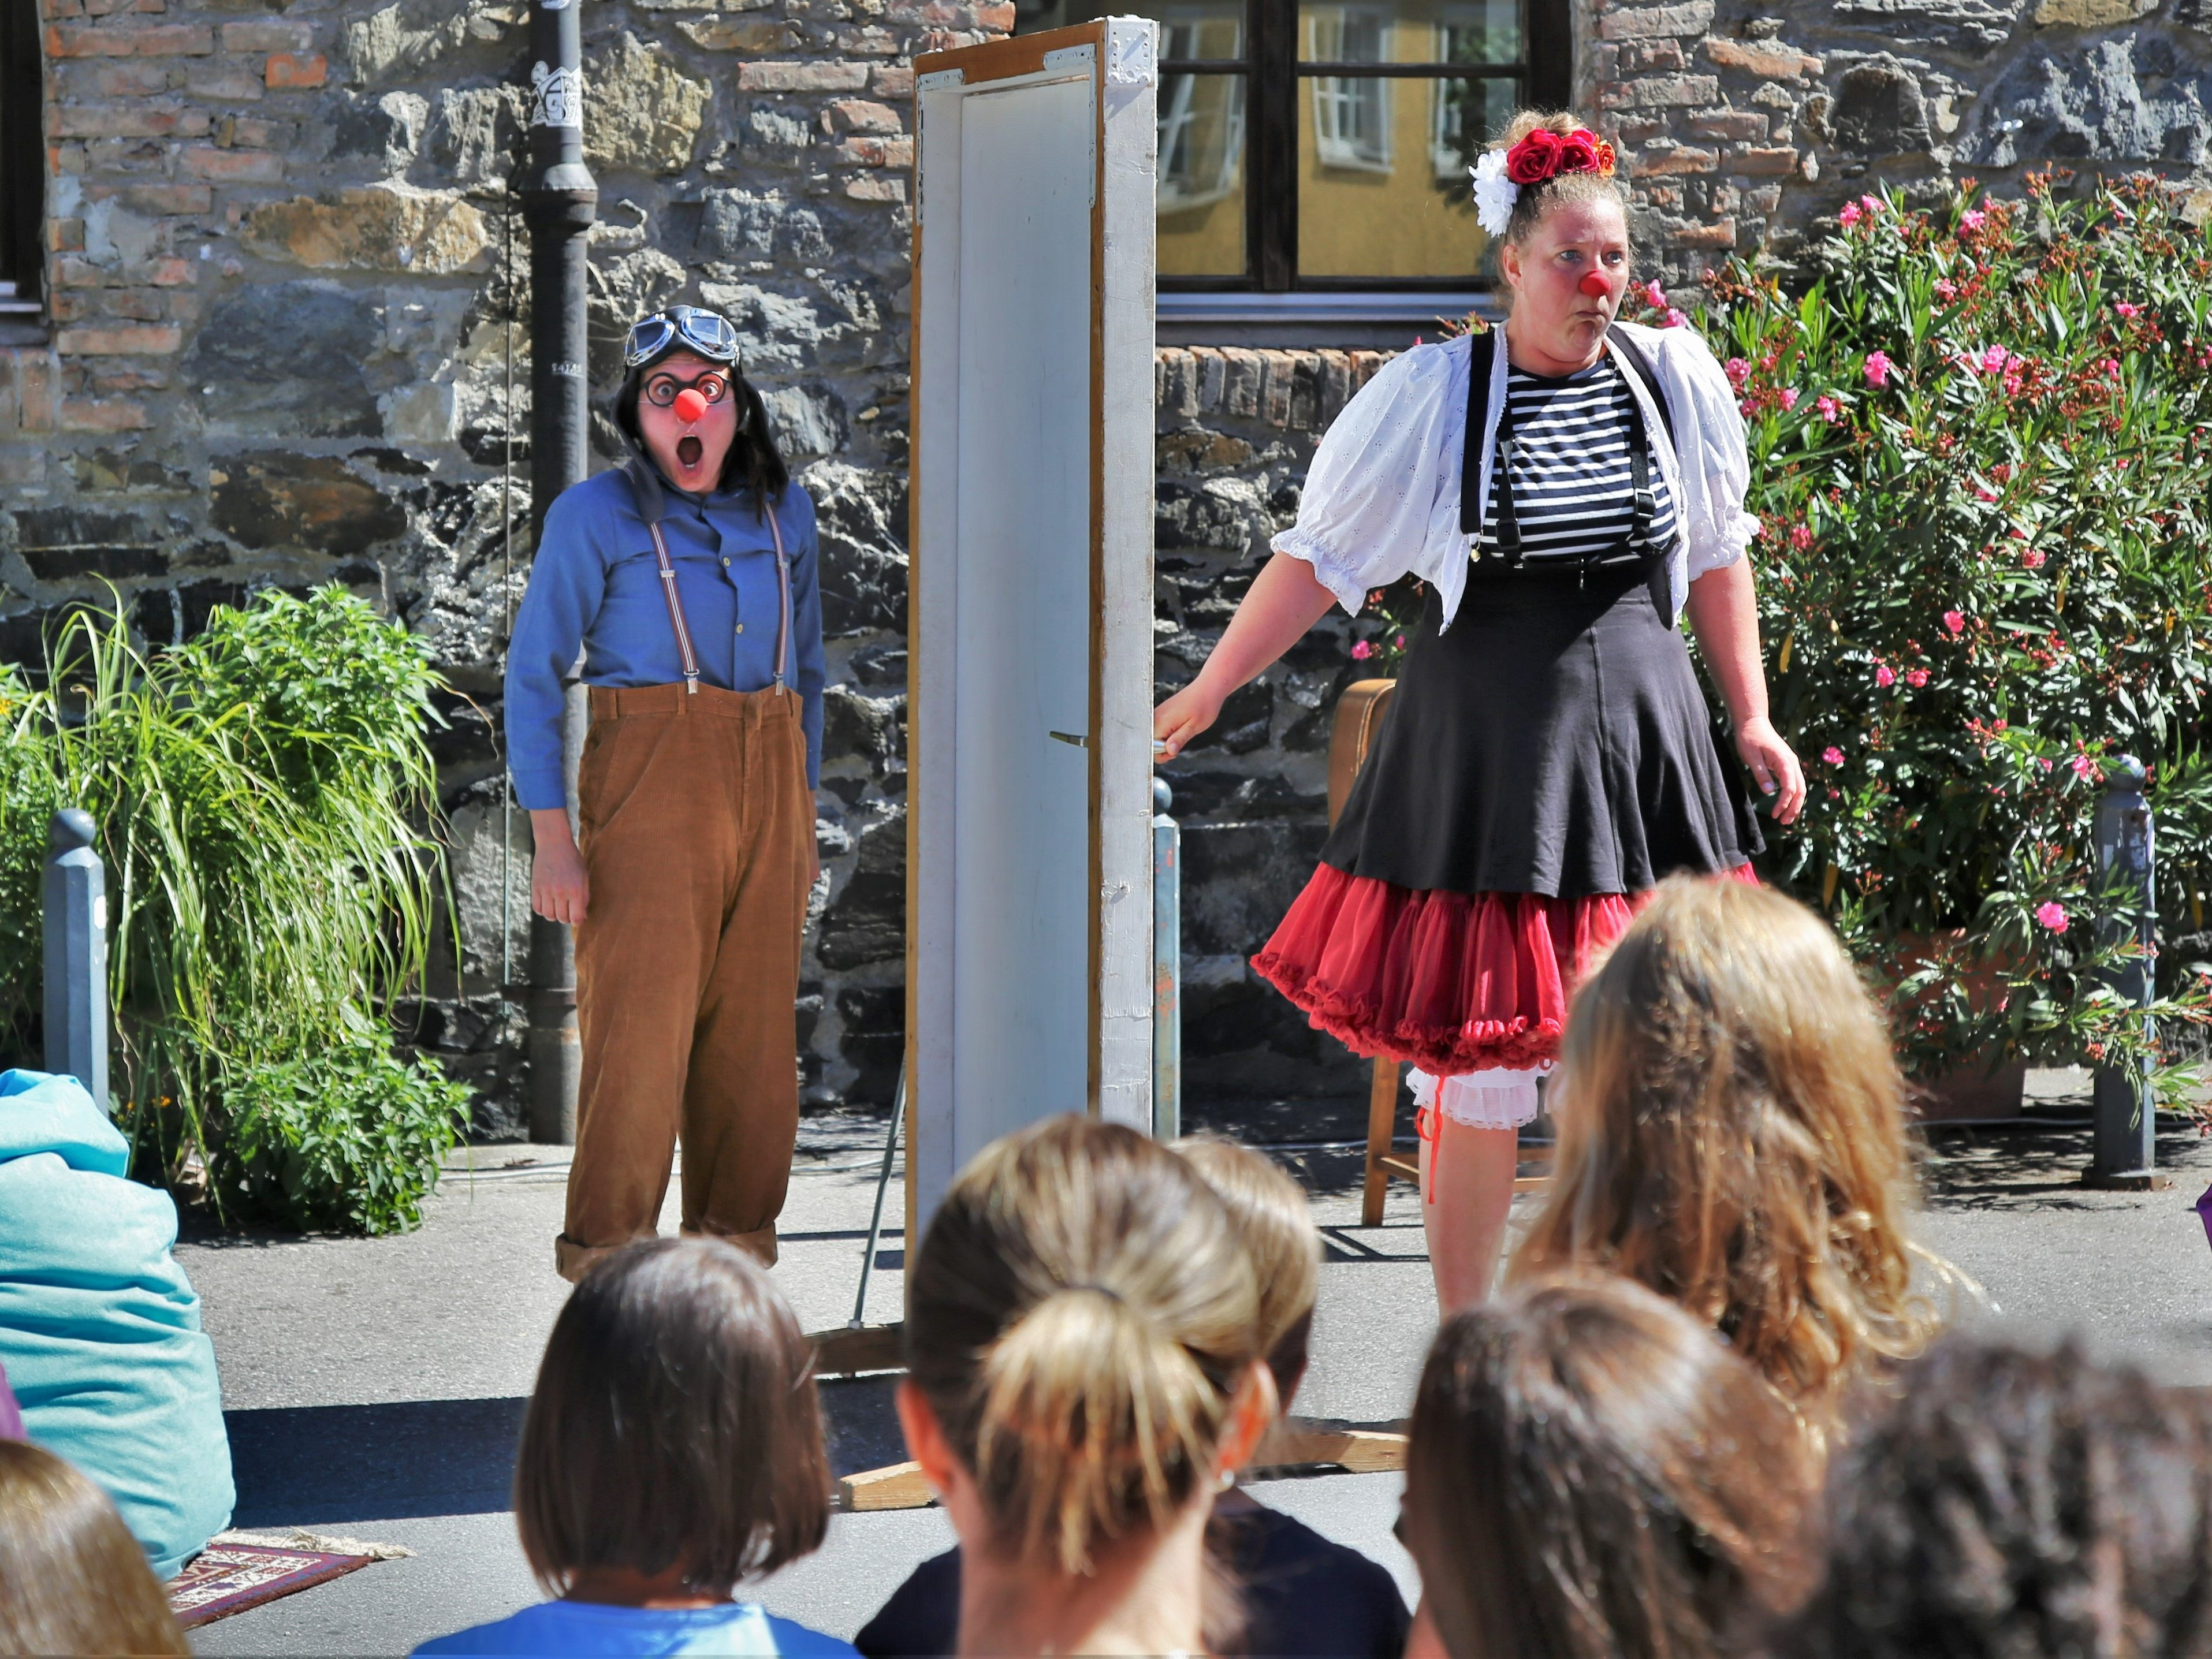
[623,304,740,369]
[644,371,731,407]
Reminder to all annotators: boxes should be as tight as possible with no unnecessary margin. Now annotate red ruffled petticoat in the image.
[1252,863,1759,1075]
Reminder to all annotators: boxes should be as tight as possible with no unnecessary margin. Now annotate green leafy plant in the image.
[217,1038,470,1236]
[1671,173,2212,1098]
[0,586,466,1229]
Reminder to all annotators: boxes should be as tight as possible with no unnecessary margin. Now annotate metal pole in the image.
[522,0,595,1146]
[43,808,107,1108]
[851,1067,904,1327]
[1153,775,1180,1140]
[2086,755,2162,1189]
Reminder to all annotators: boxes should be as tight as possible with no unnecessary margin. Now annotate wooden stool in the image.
[1328,680,1552,1226]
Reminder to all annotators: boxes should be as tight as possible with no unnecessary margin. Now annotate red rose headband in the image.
[1470,126,1618,237]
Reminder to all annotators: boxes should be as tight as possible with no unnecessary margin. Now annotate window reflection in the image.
[1160,72,1246,274]
[1299,0,1520,64]
[1298,76,1513,279]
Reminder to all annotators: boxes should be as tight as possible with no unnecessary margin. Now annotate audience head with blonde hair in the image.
[0,1438,190,1658]
[1172,1134,1321,1407]
[1403,1274,1819,1659]
[1510,877,1937,1432]
[898,1114,1273,1657]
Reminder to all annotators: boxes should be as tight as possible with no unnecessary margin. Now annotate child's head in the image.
[0,1439,189,1657]
[1172,1134,1321,1408]
[904,1114,1271,1576]
[1404,1274,1818,1659]
[1511,877,1936,1427]
[515,1236,829,1597]
[1780,1335,2212,1658]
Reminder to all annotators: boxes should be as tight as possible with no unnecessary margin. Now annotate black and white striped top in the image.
[1474,355,1678,564]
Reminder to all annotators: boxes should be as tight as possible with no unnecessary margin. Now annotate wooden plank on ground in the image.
[810,1321,905,1376]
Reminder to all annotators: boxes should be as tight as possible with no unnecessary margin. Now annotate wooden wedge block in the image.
[837,1460,934,1512]
[1254,1415,1409,1474]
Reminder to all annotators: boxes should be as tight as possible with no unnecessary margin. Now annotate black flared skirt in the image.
[1322,561,1763,901]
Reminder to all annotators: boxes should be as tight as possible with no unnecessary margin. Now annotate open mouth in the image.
[676,435,703,469]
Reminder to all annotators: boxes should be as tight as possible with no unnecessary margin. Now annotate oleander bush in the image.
[0,587,467,1232]
[1356,173,2212,1097]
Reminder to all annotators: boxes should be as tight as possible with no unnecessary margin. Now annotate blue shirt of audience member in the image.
[414,1598,856,1657]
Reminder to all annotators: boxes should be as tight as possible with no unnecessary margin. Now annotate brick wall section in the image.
[1,0,1014,1129]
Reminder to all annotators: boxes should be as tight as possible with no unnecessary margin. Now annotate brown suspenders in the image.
[633,460,792,697]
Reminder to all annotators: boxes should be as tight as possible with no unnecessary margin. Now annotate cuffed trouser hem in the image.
[553,1231,653,1284]
[683,1222,779,1267]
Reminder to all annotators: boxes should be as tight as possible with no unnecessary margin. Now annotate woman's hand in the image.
[530,807,590,926]
[1734,715,1805,826]
[1154,675,1227,762]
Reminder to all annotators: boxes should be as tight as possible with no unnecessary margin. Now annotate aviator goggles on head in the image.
[623,305,740,370]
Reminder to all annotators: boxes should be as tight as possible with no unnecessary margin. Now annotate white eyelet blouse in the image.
[1270,319,1761,629]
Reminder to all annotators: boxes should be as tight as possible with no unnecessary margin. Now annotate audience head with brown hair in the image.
[897,1114,1276,1658]
[1510,876,1938,1438]
[0,1438,191,1658]
[1403,1274,1819,1659]
[1776,1334,2212,1658]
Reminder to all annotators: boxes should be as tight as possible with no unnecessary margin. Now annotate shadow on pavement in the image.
[226,1382,915,1528]
[226,1397,529,1527]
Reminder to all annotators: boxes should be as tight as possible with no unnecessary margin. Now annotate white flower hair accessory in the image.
[1470,148,1517,238]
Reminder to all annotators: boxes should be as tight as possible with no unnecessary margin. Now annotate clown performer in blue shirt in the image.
[506,305,827,1282]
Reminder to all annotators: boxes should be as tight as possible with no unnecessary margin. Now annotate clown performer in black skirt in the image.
[1155,111,1805,1314]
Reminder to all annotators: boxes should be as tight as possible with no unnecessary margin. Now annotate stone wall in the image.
[1,0,1001,1133]
[1152,345,1397,1108]
[1581,0,2212,294]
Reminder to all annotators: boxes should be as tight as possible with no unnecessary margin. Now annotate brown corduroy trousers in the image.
[553,681,813,1283]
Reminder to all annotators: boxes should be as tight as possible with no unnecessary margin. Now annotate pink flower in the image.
[1973,481,1998,501]
[1961,208,1987,230]
[1663,308,1689,329]
[1394,634,1405,649]
[1789,525,1814,550]
[1935,278,1957,300]
[1979,344,2012,374]
[1839,201,1863,227]
[2116,301,2142,319]
[1906,668,1929,688]
[2070,754,2095,780]
[1350,639,1374,660]
[2035,901,2069,933]
[1738,397,1756,417]
[2099,357,2120,376]
[1643,279,1668,309]
[1864,350,1893,387]
[2021,547,2046,569]
[1875,664,1896,688]
[1942,609,1966,635]
[1725,356,1752,389]
[1861,193,1883,212]
[1822,746,1846,766]
[1816,394,1841,423]
[1779,387,1799,410]
[2037,756,2054,773]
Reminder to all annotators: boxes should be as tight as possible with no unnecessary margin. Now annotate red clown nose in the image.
[1579,270,1613,298]
[672,386,710,423]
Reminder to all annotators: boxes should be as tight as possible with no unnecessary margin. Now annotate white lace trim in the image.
[1410,1067,1546,1130]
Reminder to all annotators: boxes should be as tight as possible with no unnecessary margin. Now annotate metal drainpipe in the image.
[522,0,596,1146]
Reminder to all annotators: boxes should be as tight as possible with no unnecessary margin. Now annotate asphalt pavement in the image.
[180,1090,2212,1656]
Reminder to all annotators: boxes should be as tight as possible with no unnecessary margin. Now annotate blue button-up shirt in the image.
[505,466,827,811]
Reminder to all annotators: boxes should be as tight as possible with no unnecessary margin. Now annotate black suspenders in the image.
[1457,324,1682,624]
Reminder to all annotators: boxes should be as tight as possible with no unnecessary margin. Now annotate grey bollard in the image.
[1153,774,1181,1142]
[2086,755,2162,1189]
[43,808,109,1109]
